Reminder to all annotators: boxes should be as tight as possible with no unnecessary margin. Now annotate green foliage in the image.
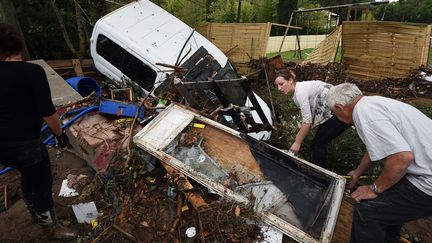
[374,0,432,23]
[159,0,207,25]
[253,0,279,22]
[210,0,237,22]
[13,0,125,59]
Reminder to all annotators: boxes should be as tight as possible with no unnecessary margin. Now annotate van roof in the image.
[94,0,228,68]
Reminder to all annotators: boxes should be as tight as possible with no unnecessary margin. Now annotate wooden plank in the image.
[305,26,341,65]
[342,21,430,80]
[193,124,265,185]
[331,196,353,243]
[420,25,432,65]
[192,23,270,70]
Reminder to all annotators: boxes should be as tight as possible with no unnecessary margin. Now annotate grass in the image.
[266,48,314,62]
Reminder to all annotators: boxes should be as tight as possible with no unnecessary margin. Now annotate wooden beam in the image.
[72,59,84,76]
[270,22,302,30]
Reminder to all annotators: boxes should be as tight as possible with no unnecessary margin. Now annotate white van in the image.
[90,0,272,140]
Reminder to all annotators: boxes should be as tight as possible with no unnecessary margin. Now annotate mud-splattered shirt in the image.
[293,80,333,128]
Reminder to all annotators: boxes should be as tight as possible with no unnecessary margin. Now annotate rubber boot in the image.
[35,209,77,241]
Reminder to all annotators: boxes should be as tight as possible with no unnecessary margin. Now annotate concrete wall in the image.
[266,35,326,53]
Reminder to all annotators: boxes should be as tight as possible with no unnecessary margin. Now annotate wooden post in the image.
[72,59,84,76]
[296,31,302,59]
[278,11,295,53]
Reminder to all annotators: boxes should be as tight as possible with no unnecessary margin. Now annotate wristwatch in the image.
[369,183,379,194]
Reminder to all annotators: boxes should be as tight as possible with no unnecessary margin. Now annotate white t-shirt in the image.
[353,96,432,196]
[293,80,333,127]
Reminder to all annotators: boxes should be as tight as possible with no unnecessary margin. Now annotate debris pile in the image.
[250,56,432,99]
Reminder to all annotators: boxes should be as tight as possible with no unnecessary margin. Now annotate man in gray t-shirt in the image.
[326,83,432,243]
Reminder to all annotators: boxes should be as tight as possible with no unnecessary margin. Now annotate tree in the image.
[51,0,87,59]
[374,0,432,23]
[253,0,278,23]
[0,0,30,59]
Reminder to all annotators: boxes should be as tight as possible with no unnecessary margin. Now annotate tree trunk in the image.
[236,0,242,23]
[75,0,87,59]
[51,0,78,57]
[0,0,30,59]
[205,0,212,22]
[277,0,298,35]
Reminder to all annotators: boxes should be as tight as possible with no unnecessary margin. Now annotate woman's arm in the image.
[290,123,311,154]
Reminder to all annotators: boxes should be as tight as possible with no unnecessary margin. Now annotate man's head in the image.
[326,83,363,124]
[0,23,24,61]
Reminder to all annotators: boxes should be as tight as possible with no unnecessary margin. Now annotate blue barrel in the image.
[66,77,101,97]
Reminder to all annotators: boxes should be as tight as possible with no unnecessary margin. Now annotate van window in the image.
[96,35,124,70]
[122,51,157,91]
[96,34,157,92]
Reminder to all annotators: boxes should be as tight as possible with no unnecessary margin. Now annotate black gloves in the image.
[55,132,70,148]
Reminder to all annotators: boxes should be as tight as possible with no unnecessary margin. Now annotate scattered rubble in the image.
[250,57,432,99]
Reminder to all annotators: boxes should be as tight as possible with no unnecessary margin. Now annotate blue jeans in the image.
[351,177,432,243]
[0,139,53,213]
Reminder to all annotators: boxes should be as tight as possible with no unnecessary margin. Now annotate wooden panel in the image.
[331,197,353,243]
[342,21,431,80]
[192,125,265,185]
[195,23,271,71]
[304,26,341,65]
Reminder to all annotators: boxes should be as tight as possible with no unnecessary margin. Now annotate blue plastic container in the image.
[66,77,101,97]
[99,99,145,119]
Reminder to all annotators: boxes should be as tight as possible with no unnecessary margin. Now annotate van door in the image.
[94,34,125,82]
[94,33,160,94]
[121,49,158,93]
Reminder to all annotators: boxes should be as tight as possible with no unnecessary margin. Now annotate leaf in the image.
[141,221,149,227]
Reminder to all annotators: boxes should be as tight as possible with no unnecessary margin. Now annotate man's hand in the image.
[290,142,301,154]
[55,132,70,148]
[351,185,378,203]
[346,170,360,189]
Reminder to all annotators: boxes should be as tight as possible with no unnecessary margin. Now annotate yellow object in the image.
[91,219,98,229]
[190,123,205,129]
[181,204,189,212]
[116,118,134,123]
[146,177,156,184]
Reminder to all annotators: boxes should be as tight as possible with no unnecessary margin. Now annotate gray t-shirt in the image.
[353,96,432,196]
[293,80,333,127]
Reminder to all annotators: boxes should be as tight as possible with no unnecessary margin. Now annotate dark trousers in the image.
[351,178,432,243]
[311,116,351,166]
[0,139,53,213]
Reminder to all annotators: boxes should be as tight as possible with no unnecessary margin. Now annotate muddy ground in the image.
[0,146,262,242]
[1,61,432,242]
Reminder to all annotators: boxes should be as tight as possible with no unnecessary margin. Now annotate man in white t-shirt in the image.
[326,83,432,243]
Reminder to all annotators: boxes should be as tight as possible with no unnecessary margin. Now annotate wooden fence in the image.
[196,23,271,69]
[304,26,342,65]
[342,21,431,80]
